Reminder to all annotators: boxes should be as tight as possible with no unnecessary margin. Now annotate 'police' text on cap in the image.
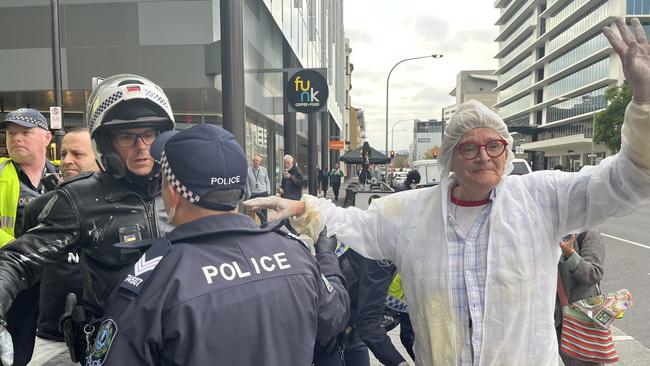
[157,124,248,211]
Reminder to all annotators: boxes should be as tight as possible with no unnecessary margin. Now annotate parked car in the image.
[510,158,532,175]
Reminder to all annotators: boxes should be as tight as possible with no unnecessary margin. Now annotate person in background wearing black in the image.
[279,154,304,201]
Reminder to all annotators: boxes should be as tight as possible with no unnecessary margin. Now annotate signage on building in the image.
[515,145,524,154]
[417,137,430,143]
[286,68,329,114]
[328,140,344,150]
[49,106,62,129]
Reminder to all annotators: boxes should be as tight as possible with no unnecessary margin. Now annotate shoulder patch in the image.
[120,238,171,295]
[87,319,118,366]
[59,171,94,187]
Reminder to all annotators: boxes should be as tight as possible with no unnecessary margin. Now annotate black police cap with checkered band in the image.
[152,124,248,211]
[0,108,49,130]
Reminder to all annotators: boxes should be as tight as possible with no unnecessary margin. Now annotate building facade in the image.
[493,0,646,171]
[442,70,498,127]
[411,119,443,161]
[0,0,347,190]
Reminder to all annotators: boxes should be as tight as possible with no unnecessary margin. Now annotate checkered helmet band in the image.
[160,150,201,204]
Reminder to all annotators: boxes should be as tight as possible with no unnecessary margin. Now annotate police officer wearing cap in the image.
[87,124,350,366]
[0,108,58,366]
[0,74,175,365]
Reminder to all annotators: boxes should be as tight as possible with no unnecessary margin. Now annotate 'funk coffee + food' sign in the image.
[286,68,329,114]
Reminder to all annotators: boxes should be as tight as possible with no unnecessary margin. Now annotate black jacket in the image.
[281,165,305,200]
[0,172,171,319]
[339,249,406,365]
[88,215,349,366]
[21,191,85,340]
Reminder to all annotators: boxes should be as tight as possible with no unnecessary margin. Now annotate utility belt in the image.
[59,293,101,363]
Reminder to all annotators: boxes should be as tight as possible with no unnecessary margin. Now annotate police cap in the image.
[151,124,248,211]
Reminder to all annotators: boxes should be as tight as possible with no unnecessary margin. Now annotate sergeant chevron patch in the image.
[134,254,163,276]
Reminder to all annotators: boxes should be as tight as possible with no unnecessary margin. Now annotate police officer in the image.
[0,74,175,365]
[0,108,58,366]
[86,124,349,366]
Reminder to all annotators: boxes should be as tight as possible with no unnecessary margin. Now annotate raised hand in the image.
[604,17,650,102]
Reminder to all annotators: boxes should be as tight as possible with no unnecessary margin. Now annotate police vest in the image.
[0,158,19,247]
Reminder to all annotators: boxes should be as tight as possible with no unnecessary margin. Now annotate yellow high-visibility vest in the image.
[0,158,19,247]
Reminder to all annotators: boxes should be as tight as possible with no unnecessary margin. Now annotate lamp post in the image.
[390,118,415,152]
[385,54,442,155]
[558,95,598,165]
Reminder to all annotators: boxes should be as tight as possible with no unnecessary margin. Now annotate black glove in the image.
[314,227,337,255]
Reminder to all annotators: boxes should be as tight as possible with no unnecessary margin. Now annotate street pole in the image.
[385,54,442,155]
[390,119,414,151]
[51,0,64,159]
[220,0,246,150]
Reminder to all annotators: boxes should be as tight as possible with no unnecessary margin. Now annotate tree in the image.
[423,146,440,160]
[594,84,632,154]
[392,153,410,169]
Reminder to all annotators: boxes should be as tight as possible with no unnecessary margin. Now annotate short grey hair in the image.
[283,154,294,162]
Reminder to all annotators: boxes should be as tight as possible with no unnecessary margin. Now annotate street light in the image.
[390,118,416,151]
[385,54,443,155]
[557,95,599,165]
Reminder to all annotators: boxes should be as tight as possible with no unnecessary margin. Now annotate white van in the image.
[412,159,441,187]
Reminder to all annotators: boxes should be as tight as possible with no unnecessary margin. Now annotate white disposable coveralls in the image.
[293,102,650,365]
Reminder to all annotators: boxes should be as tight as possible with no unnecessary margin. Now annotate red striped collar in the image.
[450,195,491,207]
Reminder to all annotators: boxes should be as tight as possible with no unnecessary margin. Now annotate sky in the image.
[343,0,500,153]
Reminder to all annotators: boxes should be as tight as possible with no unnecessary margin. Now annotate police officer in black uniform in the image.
[0,74,175,365]
[86,124,349,366]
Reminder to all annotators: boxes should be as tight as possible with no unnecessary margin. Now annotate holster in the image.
[59,293,89,363]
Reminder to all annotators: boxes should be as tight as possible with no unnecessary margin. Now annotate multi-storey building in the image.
[493,0,644,171]
[442,70,498,126]
[411,119,444,161]
[0,0,346,190]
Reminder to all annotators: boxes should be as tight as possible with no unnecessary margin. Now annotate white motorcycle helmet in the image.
[85,74,175,178]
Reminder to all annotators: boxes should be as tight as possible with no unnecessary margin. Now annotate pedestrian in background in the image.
[280,154,304,200]
[329,164,344,201]
[89,125,349,365]
[247,153,270,224]
[555,231,605,366]
[321,165,329,198]
[0,108,57,366]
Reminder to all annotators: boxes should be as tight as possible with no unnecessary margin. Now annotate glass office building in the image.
[0,0,346,190]
[493,0,649,171]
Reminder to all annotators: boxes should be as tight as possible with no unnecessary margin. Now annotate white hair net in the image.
[439,100,514,178]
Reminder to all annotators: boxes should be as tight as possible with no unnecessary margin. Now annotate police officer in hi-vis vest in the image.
[0,108,58,366]
[86,124,349,365]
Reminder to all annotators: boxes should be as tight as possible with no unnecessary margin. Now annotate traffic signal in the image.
[390,150,395,159]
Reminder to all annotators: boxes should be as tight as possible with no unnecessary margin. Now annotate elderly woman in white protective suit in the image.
[245,18,650,366]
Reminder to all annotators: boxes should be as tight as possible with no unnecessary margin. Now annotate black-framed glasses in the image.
[457,139,508,160]
[112,130,159,148]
